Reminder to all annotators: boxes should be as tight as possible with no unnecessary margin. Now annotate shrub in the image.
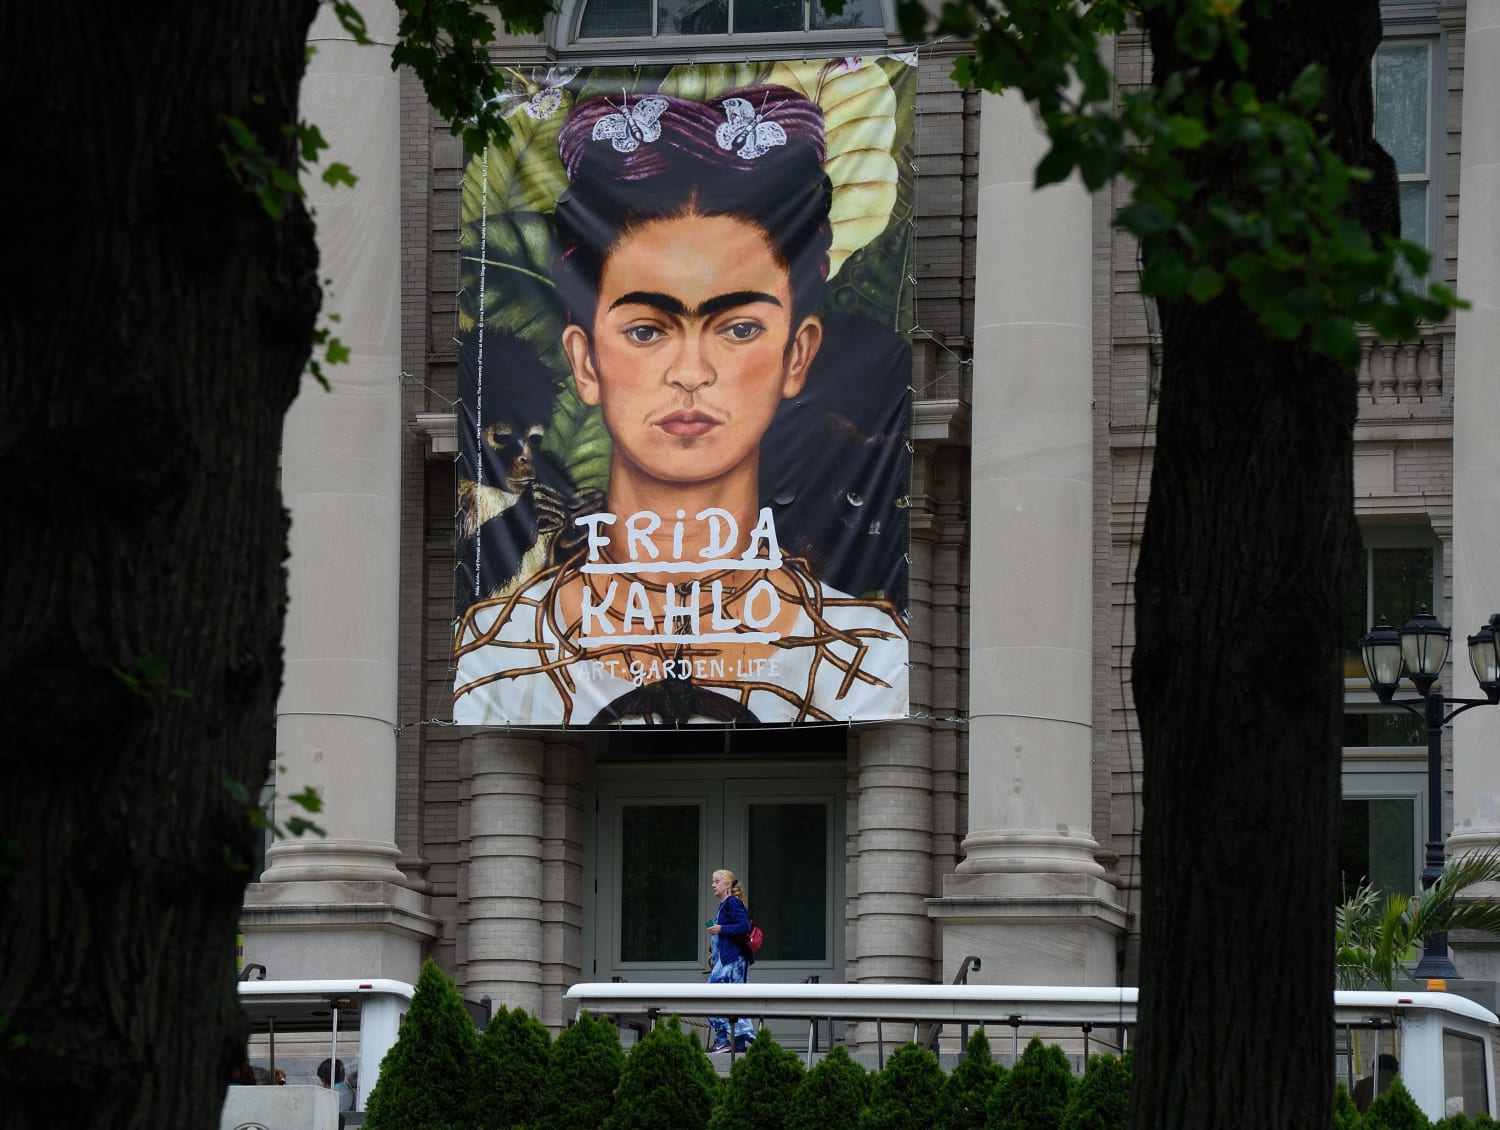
[363,958,479,1130]
[987,1036,1076,1130]
[786,1044,870,1130]
[1364,1078,1431,1130]
[605,1014,721,1130]
[859,1042,946,1130]
[940,1028,1005,1130]
[1060,1053,1130,1130]
[1334,1082,1363,1130]
[474,1003,552,1129]
[537,1010,627,1130]
[708,1027,805,1130]
[1435,1114,1500,1129]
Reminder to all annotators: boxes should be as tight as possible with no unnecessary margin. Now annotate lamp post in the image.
[1358,608,1500,980]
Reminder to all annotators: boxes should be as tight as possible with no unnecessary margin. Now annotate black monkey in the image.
[455,328,584,615]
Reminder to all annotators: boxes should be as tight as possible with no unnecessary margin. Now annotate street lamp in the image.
[1358,608,1500,980]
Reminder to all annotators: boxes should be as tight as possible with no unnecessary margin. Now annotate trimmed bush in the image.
[474,1003,552,1129]
[1364,1078,1431,1130]
[1334,1082,1363,1130]
[537,1010,627,1130]
[605,1014,721,1130]
[363,958,479,1130]
[940,1028,1005,1130]
[1435,1114,1500,1129]
[859,1042,946,1130]
[786,1045,870,1130]
[1060,1053,1130,1130]
[708,1027,805,1130]
[988,1036,1077,1130]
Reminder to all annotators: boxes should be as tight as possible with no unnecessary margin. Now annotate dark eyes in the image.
[621,321,765,343]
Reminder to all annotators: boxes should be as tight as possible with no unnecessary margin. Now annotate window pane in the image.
[1371,546,1435,631]
[620,804,701,961]
[662,0,728,34]
[1345,544,1371,672]
[1338,797,1415,898]
[748,802,827,960]
[812,0,881,29]
[1375,44,1430,176]
[1343,712,1425,747]
[1399,181,1428,249]
[1444,1030,1491,1118]
[1344,544,1435,673]
[737,0,805,32]
[578,0,653,36]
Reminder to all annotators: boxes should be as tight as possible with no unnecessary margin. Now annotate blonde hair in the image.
[715,869,747,907]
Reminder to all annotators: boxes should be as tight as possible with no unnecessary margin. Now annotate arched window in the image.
[574,0,886,39]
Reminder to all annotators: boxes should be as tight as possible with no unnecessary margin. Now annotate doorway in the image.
[586,763,846,985]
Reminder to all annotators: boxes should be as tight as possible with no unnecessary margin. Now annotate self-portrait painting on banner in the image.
[452,58,916,727]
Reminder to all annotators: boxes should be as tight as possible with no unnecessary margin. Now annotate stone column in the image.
[539,736,586,1029]
[926,89,1125,986]
[240,0,437,981]
[1447,0,1500,978]
[464,733,546,1018]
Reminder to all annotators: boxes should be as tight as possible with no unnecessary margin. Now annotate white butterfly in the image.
[715,97,787,160]
[591,96,668,154]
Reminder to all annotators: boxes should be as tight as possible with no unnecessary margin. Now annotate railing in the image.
[564,981,1137,1068]
[1357,331,1449,406]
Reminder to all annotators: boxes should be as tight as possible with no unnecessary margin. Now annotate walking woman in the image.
[706,868,755,1053]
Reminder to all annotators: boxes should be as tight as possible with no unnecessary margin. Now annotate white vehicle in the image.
[234,978,417,1120]
[563,981,1499,1123]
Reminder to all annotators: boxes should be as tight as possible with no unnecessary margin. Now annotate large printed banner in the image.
[452,58,916,726]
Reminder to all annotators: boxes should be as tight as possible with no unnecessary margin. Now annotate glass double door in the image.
[588,767,844,985]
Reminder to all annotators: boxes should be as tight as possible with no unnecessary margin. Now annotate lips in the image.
[657,409,720,439]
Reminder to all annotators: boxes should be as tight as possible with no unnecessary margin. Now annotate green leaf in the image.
[1035,141,1080,188]
[1186,266,1224,302]
[1167,114,1210,149]
[1310,316,1359,367]
[321,162,357,189]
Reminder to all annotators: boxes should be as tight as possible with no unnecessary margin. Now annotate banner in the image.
[452,58,916,726]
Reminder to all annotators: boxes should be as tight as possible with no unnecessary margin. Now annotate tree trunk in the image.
[0,3,320,1126]
[1129,3,1390,1128]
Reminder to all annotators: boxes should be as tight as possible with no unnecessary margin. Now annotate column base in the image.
[257,838,409,885]
[240,879,441,984]
[927,870,1130,988]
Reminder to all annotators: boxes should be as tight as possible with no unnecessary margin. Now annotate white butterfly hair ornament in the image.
[591,92,669,154]
[715,96,787,160]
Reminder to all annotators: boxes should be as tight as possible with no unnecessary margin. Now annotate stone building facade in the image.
[240,0,1500,1034]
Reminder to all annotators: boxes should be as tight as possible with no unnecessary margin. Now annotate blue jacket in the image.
[715,895,754,964]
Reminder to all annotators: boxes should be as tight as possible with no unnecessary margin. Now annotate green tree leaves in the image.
[900,0,1465,369]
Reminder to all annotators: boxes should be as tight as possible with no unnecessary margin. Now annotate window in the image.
[1343,530,1439,679]
[1339,760,1425,902]
[1373,40,1437,266]
[577,0,884,38]
[1339,795,1417,898]
[1443,1030,1491,1118]
[1340,527,1440,903]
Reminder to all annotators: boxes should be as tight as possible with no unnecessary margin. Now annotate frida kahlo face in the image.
[563,211,823,501]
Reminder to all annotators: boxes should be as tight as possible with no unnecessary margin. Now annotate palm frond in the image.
[1333,849,1500,990]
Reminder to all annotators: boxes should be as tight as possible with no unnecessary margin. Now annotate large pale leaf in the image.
[658,62,773,101]
[764,58,903,278]
[462,110,569,221]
